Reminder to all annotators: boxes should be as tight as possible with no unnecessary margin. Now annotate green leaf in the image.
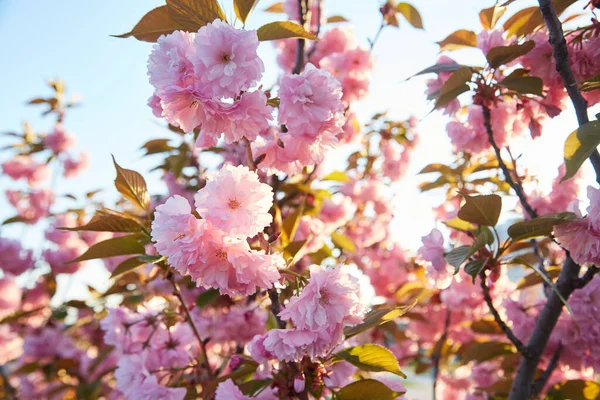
[516,266,561,289]
[464,258,488,283]
[435,66,473,109]
[110,257,146,279]
[60,215,142,233]
[338,379,401,400]
[257,21,318,41]
[499,76,543,96]
[3,215,27,225]
[344,303,416,339]
[335,344,407,378]
[436,29,477,52]
[546,380,600,400]
[486,40,535,69]
[512,257,575,320]
[234,0,259,25]
[285,239,308,260]
[166,0,227,31]
[470,319,503,334]
[321,170,351,182]
[327,15,349,23]
[503,0,577,38]
[196,288,220,307]
[141,138,174,155]
[457,193,502,226]
[67,235,145,264]
[112,156,150,211]
[580,73,600,93]
[562,121,600,182]
[462,341,515,363]
[507,212,579,241]
[480,3,506,30]
[396,3,423,29]
[238,379,273,397]
[112,6,185,42]
[418,163,454,175]
[445,245,471,271]
[409,62,463,78]
[443,217,476,232]
[264,2,284,12]
[282,202,305,243]
[331,232,356,253]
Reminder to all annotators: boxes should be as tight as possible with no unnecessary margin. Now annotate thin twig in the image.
[242,136,257,171]
[531,345,562,397]
[292,0,308,75]
[268,288,286,329]
[169,277,214,379]
[369,20,386,52]
[574,265,599,289]
[479,270,528,355]
[306,0,322,59]
[431,309,451,400]
[481,104,538,218]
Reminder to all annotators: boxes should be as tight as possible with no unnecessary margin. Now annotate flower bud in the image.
[229,355,242,370]
[294,373,305,393]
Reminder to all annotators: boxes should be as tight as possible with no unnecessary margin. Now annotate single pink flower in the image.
[0,238,35,276]
[215,379,249,400]
[194,165,273,237]
[44,123,76,153]
[148,30,197,93]
[417,228,454,289]
[279,264,366,331]
[2,155,50,186]
[193,19,264,98]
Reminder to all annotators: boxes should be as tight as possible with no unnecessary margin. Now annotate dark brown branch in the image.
[482,104,538,218]
[369,20,386,52]
[169,277,214,379]
[538,0,600,184]
[531,345,562,397]
[431,309,451,400]
[292,0,308,75]
[306,0,322,59]
[574,265,599,289]
[268,288,286,329]
[479,271,528,355]
[509,256,580,400]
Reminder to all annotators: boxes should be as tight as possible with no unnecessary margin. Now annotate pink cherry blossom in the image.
[476,30,507,54]
[190,229,282,297]
[278,63,344,137]
[63,152,89,178]
[0,275,22,319]
[193,19,264,98]
[279,264,366,331]
[195,165,273,237]
[148,30,196,93]
[151,195,207,273]
[0,325,23,365]
[586,185,600,230]
[215,379,250,400]
[6,189,55,224]
[417,228,454,289]
[0,238,35,276]
[554,219,600,266]
[2,155,50,186]
[44,123,76,153]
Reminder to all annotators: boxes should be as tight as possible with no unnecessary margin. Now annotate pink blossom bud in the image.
[294,374,305,394]
[229,355,242,370]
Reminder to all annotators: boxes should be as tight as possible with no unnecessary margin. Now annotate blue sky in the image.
[0,0,590,252]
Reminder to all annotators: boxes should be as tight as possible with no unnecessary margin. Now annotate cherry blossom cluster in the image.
[151,165,283,296]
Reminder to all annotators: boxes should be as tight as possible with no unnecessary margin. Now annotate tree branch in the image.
[479,271,528,355]
[268,288,286,329]
[292,0,308,75]
[508,256,580,400]
[431,309,451,400]
[538,0,600,184]
[574,265,599,289]
[169,276,214,379]
[531,344,562,397]
[243,136,257,171]
[482,104,538,218]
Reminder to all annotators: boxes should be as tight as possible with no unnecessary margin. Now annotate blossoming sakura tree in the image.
[1,0,600,398]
